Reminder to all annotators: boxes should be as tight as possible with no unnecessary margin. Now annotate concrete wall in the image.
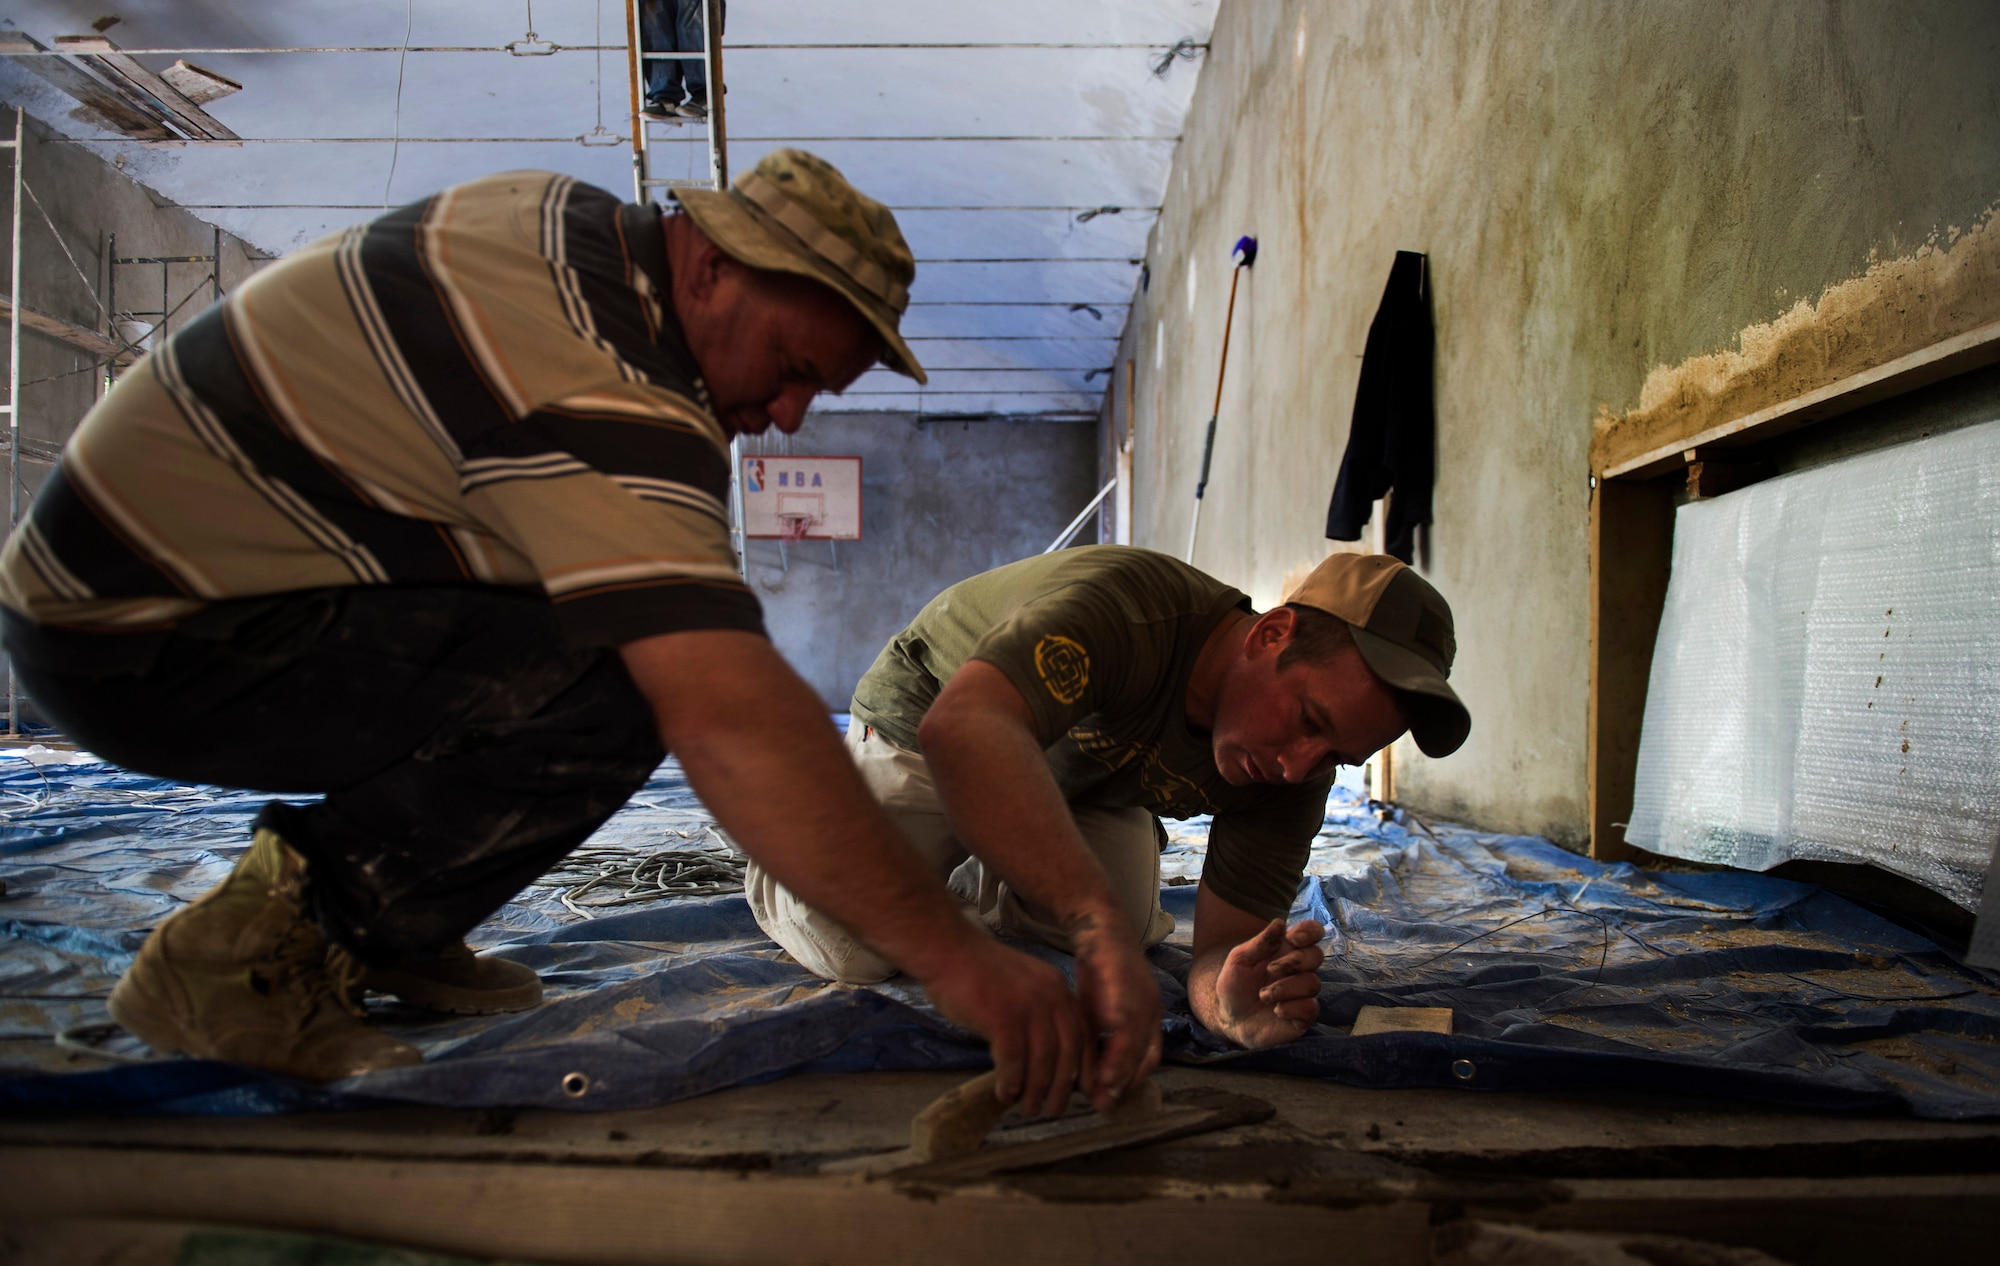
[1,112,261,500]
[1115,0,2000,846]
[1,111,260,728]
[746,413,1099,710]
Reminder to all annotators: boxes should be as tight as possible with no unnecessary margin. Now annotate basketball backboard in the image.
[742,456,862,540]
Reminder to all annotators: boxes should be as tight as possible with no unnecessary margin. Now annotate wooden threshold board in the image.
[4,1143,1997,1265]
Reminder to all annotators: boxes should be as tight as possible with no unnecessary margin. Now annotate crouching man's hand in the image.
[918,932,1093,1118]
[1069,913,1164,1113]
[1189,881,1326,1050]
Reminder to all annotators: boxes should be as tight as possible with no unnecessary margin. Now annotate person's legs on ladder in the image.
[676,0,722,117]
[6,587,664,1080]
[640,0,684,115]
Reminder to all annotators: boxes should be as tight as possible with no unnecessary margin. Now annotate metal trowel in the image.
[821,1072,1273,1181]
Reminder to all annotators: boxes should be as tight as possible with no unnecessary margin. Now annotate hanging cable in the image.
[579,0,621,145]
[382,0,413,208]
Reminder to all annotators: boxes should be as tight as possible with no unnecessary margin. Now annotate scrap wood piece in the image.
[51,35,240,143]
[159,61,241,107]
[890,1085,1272,1183]
[0,32,174,140]
[1351,1005,1454,1036]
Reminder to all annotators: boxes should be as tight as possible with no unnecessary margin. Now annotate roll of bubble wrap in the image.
[1627,418,2000,912]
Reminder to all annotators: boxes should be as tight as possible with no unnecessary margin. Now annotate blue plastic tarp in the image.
[3,745,1999,1118]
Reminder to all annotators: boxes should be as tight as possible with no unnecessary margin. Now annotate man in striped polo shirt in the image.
[0,151,1118,1113]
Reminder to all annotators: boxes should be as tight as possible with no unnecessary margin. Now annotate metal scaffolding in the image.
[105,229,220,385]
[3,107,20,736]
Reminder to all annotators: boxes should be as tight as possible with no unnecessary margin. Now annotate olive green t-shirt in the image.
[850,545,1332,920]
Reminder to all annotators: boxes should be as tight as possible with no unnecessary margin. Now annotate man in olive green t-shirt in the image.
[748,546,1470,1082]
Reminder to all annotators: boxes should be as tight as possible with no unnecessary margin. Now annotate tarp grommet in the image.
[1450,1058,1476,1083]
[562,1071,591,1098]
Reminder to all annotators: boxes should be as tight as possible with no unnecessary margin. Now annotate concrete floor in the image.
[3,1066,1997,1264]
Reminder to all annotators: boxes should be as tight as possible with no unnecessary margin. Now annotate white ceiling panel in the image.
[824,392,1104,416]
[849,366,1109,395]
[723,138,1174,210]
[899,304,1130,342]
[719,48,1188,138]
[913,339,1122,372]
[910,260,1140,305]
[892,209,1154,262]
[741,0,1217,45]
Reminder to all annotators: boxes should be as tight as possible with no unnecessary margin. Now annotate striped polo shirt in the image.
[0,171,761,648]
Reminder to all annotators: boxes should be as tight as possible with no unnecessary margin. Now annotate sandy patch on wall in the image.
[1593,205,2000,471]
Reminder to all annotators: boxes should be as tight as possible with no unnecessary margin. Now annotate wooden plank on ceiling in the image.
[51,35,241,144]
[0,32,174,140]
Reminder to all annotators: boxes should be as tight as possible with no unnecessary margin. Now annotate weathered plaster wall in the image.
[1118,0,2000,845]
[747,414,1098,710]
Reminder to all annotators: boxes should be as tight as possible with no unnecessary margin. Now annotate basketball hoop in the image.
[740,457,859,542]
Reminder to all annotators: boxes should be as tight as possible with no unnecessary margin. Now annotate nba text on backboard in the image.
[741,456,862,540]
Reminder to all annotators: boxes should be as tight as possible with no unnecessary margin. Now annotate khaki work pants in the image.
[746,720,1176,983]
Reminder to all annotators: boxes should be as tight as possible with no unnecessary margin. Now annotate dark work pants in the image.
[640,0,723,103]
[4,588,664,963]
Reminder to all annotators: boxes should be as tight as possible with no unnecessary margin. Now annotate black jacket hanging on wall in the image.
[1324,251,1433,562]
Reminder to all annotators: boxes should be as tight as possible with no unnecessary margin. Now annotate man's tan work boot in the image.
[107,827,422,1082]
[359,940,543,1015]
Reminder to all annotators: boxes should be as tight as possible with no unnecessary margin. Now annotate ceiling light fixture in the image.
[507,0,559,56]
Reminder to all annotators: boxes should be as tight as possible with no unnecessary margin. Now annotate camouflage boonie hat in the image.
[672,148,927,383]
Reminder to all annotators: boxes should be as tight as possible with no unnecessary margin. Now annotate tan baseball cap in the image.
[1285,554,1471,758]
[672,148,928,383]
